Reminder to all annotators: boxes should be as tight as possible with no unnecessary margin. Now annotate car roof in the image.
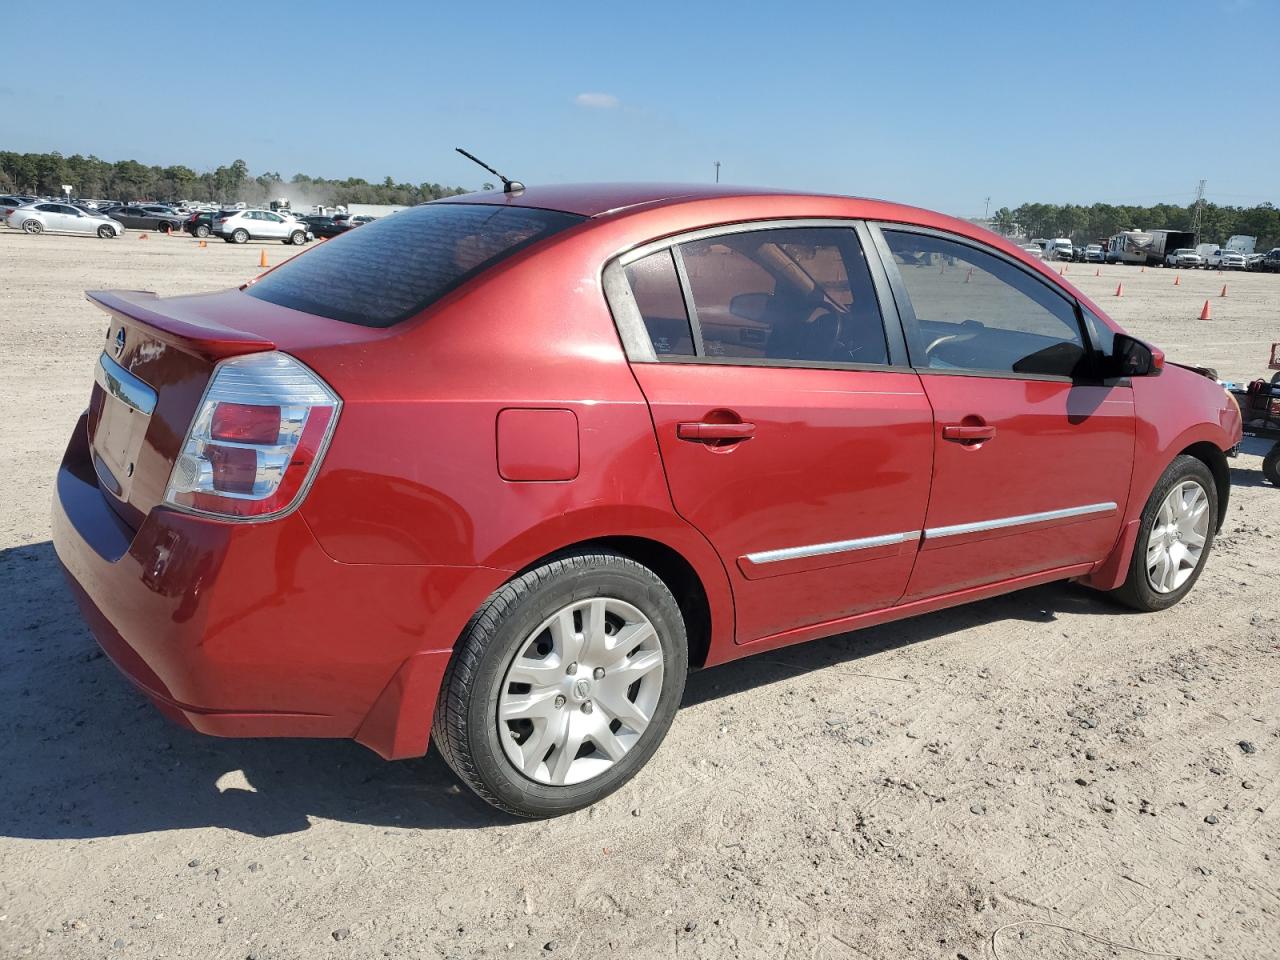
[433,182,813,218]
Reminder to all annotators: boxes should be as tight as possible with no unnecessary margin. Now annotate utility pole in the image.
[984,196,991,218]
[1190,178,1206,242]
[714,161,720,184]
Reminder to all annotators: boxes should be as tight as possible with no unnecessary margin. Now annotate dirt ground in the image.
[0,229,1277,960]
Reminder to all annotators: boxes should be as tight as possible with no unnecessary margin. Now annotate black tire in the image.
[288,230,306,245]
[97,224,114,239]
[22,219,43,235]
[1263,445,1280,487]
[195,224,210,238]
[433,549,688,818]
[1110,455,1218,611]
[232,228,249,244]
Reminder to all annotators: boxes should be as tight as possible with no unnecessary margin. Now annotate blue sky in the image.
[6,0,1276,215]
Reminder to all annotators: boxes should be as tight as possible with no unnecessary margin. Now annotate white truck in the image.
[1044,238,1074,261]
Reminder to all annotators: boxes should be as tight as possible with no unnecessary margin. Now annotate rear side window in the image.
[883,230,1086,378]
[623,250,695,356]
[247,203,585,327]
[677,227,888,365]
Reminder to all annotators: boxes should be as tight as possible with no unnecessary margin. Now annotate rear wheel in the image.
[1263,444,1280,487]
[1111,455,1217,611]
[195,224,210,238]
[232,228,249,244]
[433,550,688,818]
[22,219,43,235]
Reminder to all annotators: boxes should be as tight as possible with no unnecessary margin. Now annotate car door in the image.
[607,222,934,644]
[259,211,287,238]
[870,225,1135,601]
[61,205,93,233]
[35,203,72,232]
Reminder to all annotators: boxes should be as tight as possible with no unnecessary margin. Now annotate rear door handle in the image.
[942,424,996,442]
[677,421,756,442]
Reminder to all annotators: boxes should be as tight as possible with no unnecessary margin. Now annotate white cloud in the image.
[574,92,620,109]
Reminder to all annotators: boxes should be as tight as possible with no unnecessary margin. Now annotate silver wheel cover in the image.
[1146,479,1210,593]
[498,597,664,786]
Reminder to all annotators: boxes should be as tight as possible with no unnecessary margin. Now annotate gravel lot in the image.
[1,230,1277,960]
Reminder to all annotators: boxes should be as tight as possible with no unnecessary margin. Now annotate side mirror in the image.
[1107,333,1164,378]
[729,292,770,323]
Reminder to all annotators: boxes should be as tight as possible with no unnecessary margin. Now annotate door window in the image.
[623,250,695,356]
[679,228,887,364]
[883,230,1087,378]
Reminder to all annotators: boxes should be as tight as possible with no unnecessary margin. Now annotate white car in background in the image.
[7,201,124,238]
[213,209,310,245]
[1165,248,1204,269]
[1021,244,1044,260]
[1084,243,1104,262]
[1215,250,1248,270]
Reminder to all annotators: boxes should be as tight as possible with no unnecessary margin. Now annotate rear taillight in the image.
[163,352,340,520]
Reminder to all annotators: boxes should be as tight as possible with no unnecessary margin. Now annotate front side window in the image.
[671,227,888,365]
[883,230,1086,378]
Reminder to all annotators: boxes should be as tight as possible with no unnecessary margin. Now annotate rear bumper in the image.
[52,415,508,759]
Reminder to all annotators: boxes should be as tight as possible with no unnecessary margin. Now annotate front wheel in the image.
[232,228,249,244]
[288,230,306,245]
[433,550,688,818]
[97,224,115,239]
[1111,455,1217,611]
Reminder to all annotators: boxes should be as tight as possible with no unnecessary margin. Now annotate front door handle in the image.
[942,424,996,442]
[677,421,756,442]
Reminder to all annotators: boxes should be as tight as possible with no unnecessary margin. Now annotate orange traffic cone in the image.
[1141,266,1146,273]
[198,240,206,248]
[1173,274,1181,286]
[1220,284,1227,297]
[259,249,268,268]
[138,233,148,240]
[1062,264,1068,274]
[1199,300,1212,320]
[964,268,972,284]
[1115,283,1123,297]
[1059,266,1065,276]
[1095,268,1100,277]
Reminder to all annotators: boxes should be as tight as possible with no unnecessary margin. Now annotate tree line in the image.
[990,201,1280,251]
[0,151,470,206]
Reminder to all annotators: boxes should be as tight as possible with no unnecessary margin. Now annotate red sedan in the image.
[53,184,1242,817]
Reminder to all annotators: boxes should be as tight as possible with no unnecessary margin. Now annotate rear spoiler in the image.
[86,289,276,360]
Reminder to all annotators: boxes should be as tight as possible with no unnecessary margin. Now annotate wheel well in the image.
[517,536,713,671]
[1179,441,1230,530]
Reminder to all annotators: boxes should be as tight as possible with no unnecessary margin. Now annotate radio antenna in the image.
[455,148,524,194]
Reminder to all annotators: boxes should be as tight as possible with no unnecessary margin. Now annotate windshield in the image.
[246,202,585,327]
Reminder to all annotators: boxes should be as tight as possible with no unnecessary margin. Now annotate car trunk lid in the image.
[83,287,375,531]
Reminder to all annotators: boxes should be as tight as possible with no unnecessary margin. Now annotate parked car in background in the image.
[1261,249,1280,273]
[1214,250,1248,271]
[1165,248,1203,269]
[181,210,229,238]
[214,208,310,244]
[1245,253,1267,271]
[1084,244,1105,263]
[7,201,123,238]
[1045,238,1073,261]
[333,213,377,232]
[110,206,185,232]
[1,195,37,220]
[52,184,1241,818]
[1021,244,1044,260]
[299,214,344,239]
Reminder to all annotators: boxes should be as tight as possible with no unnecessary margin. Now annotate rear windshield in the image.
[247,203,583,328]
